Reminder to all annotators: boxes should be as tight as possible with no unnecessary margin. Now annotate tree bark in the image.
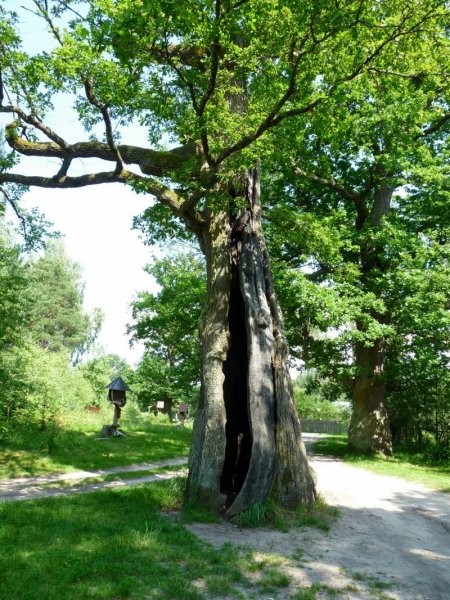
[185,167,316,516]
[347,181,394,456]
[348,336,393,455]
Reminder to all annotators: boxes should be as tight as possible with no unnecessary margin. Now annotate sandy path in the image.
[186,434,450,599]
[0,458,188,502]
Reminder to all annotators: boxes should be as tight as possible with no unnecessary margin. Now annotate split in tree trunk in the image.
[185,166,316,516]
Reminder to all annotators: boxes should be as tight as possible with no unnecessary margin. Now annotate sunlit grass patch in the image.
[293,583,344,599]
[260,567,291,591]
[232,500,275,528]
[351,570,394,591]
[230,493,338,533]
[0,483,262,600]
[0,415,192,479]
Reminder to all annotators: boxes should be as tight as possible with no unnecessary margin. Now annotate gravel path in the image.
[186,434,450,599]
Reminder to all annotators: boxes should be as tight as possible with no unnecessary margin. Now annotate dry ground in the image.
[186,434,450,599]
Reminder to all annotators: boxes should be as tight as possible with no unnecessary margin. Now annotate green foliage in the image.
[0,229,104,435]
[181,498,222,524]
[293,372,351,424]
[264,28,450,451]
[129,252,206,414]
[0,232,27,352]
[25,241,100,361]
[232,501,276,528]
[0,485,256,600]
[1,0,449,462]
[384,235,450,449]
[80,353,133,404]
[294,496,339,532]
[231,495,338,533]
[0,411,192,479]
[14,345,94,431]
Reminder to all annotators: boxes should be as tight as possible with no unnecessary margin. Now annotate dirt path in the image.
[186,434,450,599]
[0,457,188,502]
[1,436,449,598]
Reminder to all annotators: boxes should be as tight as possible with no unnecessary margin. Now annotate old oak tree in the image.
[1,0,447,514]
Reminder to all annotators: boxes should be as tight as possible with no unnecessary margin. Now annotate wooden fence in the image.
[301,419,348,434]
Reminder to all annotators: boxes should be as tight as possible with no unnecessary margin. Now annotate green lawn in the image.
[0,479,318,600]
[0,480,248,600]
[0,412,192,479]
[313,434,450,493]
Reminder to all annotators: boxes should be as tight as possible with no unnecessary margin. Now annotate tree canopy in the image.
[129,252,205,414]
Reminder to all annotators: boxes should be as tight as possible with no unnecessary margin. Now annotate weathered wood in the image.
[185,210,230,511]
[186,167,316,516]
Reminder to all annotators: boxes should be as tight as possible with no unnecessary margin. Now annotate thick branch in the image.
[4,127,201,178]
[1,106,72,152]
[0,165,205,233]
[422,111,450,136]
[293,164,370,225]
[0,169,134,188]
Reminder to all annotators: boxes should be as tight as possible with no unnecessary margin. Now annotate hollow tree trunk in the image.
[185,167,316,516]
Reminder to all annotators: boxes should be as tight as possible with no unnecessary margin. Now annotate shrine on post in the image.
[100,376,131,437]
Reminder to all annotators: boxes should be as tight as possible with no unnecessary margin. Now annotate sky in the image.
[20,186,157,366]
[1,2,162,366]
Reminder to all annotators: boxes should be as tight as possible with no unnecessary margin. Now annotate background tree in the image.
[385,232,450,453]
[265,58,450,454]
[128,252,205,418]
[293,371,351,425]
[0,226,29,426]
[1,0,448,512]
[80,353,132,405]
[25,240,101,362]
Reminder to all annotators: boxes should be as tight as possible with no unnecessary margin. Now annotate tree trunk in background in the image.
[348,336,393,455]
[348,182,394,456]
[185,167,316,515]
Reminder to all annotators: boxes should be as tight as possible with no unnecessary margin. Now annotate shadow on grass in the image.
[2,479,449,600]
[0,483,251,600]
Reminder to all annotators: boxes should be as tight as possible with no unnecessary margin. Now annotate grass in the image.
[0,411,192,479]
[294,495,339,531]
[313,434,450,493]
[293,583,345,599]
[339,568,395,599]
[1,418,413,599]
[231,494,338,533]
[0,480,306,600]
